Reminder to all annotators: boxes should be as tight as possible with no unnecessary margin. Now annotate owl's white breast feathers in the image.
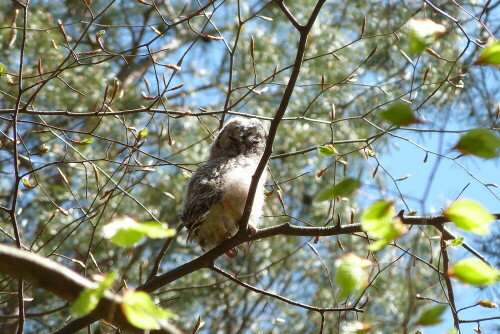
[191,157,266,250]
[181,117,268,253]
[222,157,266,225]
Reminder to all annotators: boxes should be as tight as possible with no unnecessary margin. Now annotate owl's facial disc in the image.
[246,132,262,145]
[209,117,267,158]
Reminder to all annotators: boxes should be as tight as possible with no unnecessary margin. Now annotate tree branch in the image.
[19,213,499,331]
[0,245,181,334]
[438,225,460,330]
[142,213,500,294]
[211,265,363,313]
[274,0,302,30]
[238,0,327,233]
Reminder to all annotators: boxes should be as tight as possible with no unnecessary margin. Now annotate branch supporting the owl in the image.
[140,212,499,295]
[55,216,492,334]
[211,265,364,314]
[237,0,328,235]
[250,218,495,267]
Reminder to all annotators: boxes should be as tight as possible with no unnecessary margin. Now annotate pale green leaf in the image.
[416,305,447,325]
[138,127,148,141]
[103,217,175,247]
[454,129,500,159]
[317,144,338,156]
[448,258,499,286]
[474,41,500,65]
[335,253,372,299]
[105,225,144,247]
[445,237,464,248]
[361,200,406,251]
[316,178,360,201]
[133,221,176,239]
[378,102,420,126]
[72,272,116,317]
[444,199,494,235]
[71,287,101,317]
[0,63,5,78]
[122,291,174,330]
[408,19,446,54]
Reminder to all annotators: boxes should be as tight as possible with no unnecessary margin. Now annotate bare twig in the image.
[211,265,362,313]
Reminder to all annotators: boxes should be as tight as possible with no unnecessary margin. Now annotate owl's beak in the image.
[245,134,260,145]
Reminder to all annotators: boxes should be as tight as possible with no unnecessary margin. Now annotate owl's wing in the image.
[180,172,224,242]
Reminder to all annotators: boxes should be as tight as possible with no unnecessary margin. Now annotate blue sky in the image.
[379,125,500,333]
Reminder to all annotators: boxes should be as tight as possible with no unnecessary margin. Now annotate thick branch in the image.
[2,212,498,331]
[0,245,181,334]
[143,213,500,293]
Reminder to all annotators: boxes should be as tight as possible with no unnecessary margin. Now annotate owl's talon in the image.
[225,248,238,258]
[247,225,257,235]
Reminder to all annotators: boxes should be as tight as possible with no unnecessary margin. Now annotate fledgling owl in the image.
[180,117,267,256]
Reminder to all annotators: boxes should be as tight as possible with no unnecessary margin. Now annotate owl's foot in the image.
[247,224,257,235]
[225,248,238,258]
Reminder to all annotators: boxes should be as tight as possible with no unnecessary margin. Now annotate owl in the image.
[180,117,267,257]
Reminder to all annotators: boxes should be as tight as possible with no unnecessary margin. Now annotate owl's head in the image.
[209,117,267,159]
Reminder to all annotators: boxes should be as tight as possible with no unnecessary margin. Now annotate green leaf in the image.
[361,200,406,251]
[316,178,360,201]
[105,224,144,247]
[416,305,447,325]
[317,144,338,156]
[0,63,5,78]
[103,217,175,247]
[72,272,116,317]
[445,237,464,248]
[132,221,176,239]
[474,41,500,65]
[454,129,500,159]
[448,258,499,286]
[96,30,106,38]
[122,291,174,330]
[408,19,446,54]
[444,199,494,235]
[138,127,148,141]
[335,253,372,299]
[378,102,420,126]
[72,287,101,317]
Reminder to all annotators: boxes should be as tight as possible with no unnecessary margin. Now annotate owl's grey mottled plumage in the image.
[180,117,267,253]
